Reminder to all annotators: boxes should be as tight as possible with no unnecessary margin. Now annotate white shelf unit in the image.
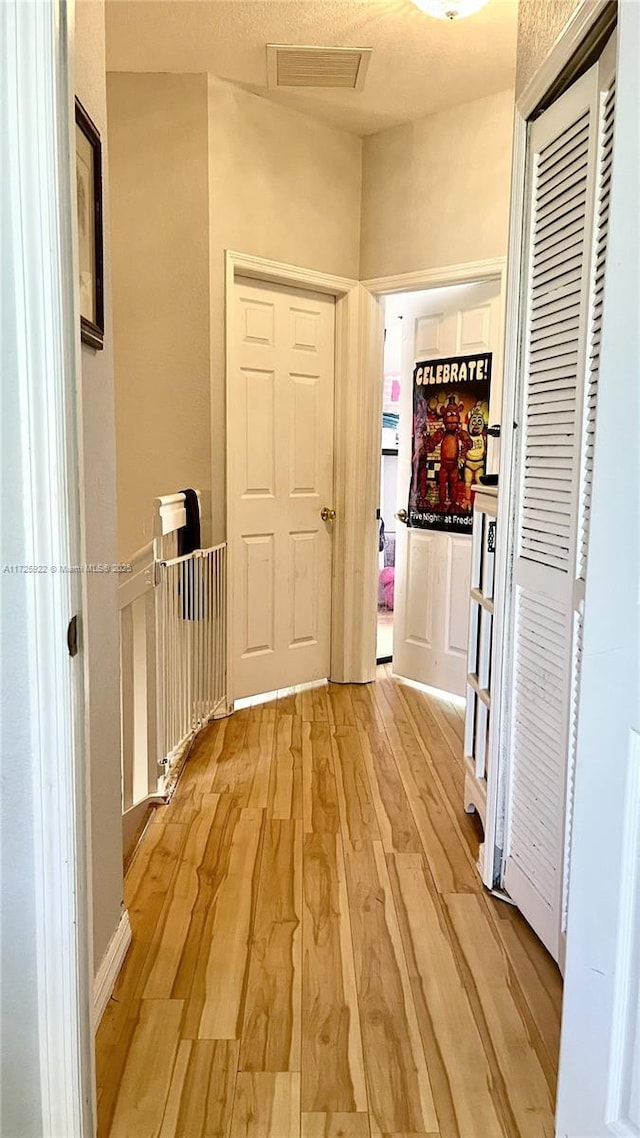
[463,486,498,849]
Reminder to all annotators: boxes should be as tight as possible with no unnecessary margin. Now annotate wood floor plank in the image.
[348,683,383,732]
[303,721,340,834]
[302,833,367,1113]
[444,893,555,1138]
[446,698,466,743]
[169,719,229,802]
[159,1039,238,1138]
[108,999,183,1138]
[101,822,187,1032]
[332,724,380,846]
[171,796,239,1004]
[158,1040,192,1138]
[301,1113,371,1137]
[387,853,510,1138]
[268,714,303,821]
[342,839,438,1136]
[327,683,356,727]
[181,806,265,1040]
[394,679,462,766]
[211,708,274,809]
[125,821,187,924]
[395,683,464,781]
[211,711,256,805]
[141,795,221,999]
[230,1072,301,1138]
[160,778,204,824]
[240,819,302,1072]
[370,681,479,893]
[393,683,482,864]
[483,896,562,1092]
[247,708,277,809]
[427,693,466,758]
[356,720,422,855]
[311,684,330,723]
[293,686,315,722]
[97,1003,144,1138]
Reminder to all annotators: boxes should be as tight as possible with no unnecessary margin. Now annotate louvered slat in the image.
[562,76,616,934]
[509,588,572,911]
[519,109,590,572]
[578,78,614,580]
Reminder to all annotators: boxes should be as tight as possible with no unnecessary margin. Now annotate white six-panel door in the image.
[229,277,336,700]
[392,281,502,696]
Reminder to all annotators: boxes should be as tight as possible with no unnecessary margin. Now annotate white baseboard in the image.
[93,909,132,1031]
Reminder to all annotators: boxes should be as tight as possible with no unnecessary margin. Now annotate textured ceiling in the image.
[105,0,517,136]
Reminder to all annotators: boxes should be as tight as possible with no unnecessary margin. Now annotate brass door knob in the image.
[395,509,408,523]
[321,507,336,521]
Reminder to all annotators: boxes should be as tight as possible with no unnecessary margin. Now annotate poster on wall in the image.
[408,352,492,534]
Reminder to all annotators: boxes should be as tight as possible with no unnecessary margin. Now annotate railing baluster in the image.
[148,543,226,785]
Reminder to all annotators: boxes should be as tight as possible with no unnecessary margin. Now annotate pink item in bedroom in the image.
[379,566,395,610]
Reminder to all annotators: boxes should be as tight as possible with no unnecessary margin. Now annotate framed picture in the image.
[75,97,104,350]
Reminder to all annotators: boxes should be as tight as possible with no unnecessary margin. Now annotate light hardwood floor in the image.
[97,667,562,1138]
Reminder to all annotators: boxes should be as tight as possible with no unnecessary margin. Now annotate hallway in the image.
[96,668,562,1138]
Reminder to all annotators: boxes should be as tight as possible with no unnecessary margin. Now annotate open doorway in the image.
[375,277,503,693]
[376,315,401,663]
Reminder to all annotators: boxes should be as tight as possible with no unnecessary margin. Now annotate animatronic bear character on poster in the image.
[408,352,492,535]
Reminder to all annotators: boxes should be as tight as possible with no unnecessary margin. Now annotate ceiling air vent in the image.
[266,45,372,90]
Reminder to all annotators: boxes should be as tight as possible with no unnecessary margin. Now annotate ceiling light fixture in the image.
[411,0,490,19]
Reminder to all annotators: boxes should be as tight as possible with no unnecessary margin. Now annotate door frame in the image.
[362,259,507,852]
[3,0,95,1133]
[225,250,384,702]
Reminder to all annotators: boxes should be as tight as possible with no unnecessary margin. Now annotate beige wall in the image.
[107,74,361,550]
[75,0,124,974]
[207,76,362,540]
[359,88,514,281]
[516,0,584,97]
[107,72,211,559]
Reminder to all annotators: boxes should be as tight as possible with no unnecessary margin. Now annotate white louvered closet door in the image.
[503,45,616,964]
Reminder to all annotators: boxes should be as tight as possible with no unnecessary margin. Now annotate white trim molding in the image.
[361,256,507,297]
[93,910,133,1031]
[518,0,612,118]
[225,249,357,297]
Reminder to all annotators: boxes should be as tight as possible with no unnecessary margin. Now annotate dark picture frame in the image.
[75,97,104,350]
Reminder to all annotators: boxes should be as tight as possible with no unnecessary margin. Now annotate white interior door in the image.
[392,280,502,696]
[228,276,335,701]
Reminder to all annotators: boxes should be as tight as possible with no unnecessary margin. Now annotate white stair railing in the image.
[156,543,227,778]
[119,542,161,851]
[119,536,227,853]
